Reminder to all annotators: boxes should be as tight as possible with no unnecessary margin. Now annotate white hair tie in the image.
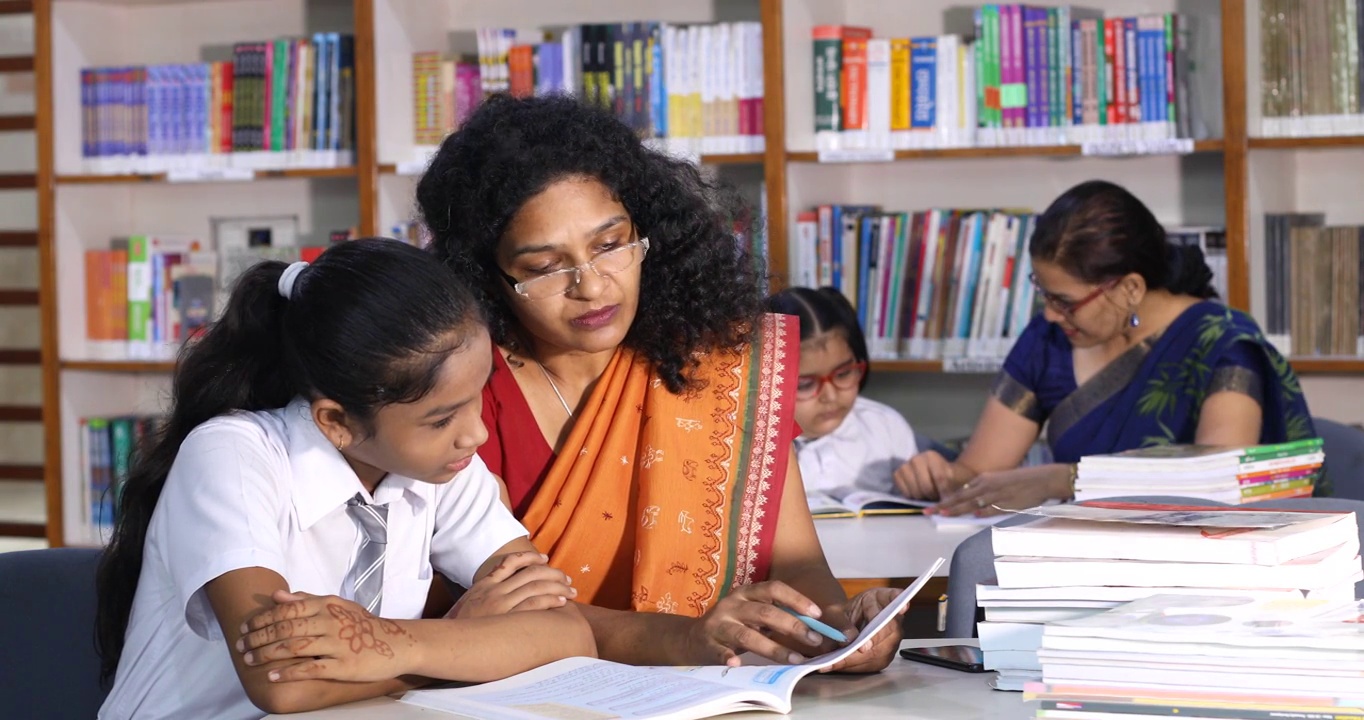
[277,261,310,300]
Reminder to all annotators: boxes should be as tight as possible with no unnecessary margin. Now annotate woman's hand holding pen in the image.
[683,581,844,667]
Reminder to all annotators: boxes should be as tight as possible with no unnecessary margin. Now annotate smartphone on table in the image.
[898,644,988,673]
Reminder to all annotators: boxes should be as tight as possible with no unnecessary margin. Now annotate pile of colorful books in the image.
[1074,439,1324,505]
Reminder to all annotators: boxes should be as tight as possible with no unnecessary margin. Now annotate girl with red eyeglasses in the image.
[767,287,920,498]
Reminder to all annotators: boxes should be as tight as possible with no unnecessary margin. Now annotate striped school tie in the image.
[344,492,388,614]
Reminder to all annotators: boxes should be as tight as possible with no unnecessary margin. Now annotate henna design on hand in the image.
[328,604,394,658]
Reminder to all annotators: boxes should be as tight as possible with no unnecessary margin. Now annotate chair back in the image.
[1315,417,1364,501]
[0,548,108,719]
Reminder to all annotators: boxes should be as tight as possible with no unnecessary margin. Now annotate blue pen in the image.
[781,607,848,643]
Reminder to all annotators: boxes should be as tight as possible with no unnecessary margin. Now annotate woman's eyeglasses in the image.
[1029,274,1115,318]
[795,360,867,400]
[502,237,650,300]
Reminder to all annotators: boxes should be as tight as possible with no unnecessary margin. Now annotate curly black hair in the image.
[417,94,767,393]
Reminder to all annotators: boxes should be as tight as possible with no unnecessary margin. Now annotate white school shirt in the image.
[795,396,919,495]
[99,399,527,720]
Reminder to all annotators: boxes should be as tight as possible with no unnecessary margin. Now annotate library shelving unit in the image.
[31,0,1364,547]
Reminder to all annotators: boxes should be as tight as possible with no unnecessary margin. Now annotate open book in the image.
[806,487,932,518]
[399,558,945,720]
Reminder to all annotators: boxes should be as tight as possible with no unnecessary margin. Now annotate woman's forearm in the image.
[576,602,697,665]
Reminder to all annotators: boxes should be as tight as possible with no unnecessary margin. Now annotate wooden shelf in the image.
[60,360,175,373]
[0,56,34,73]
[0,231,37,247]
[0,522,46,539]
[0,289,38,306]
[0,349,40,365]
[376,153,761,177]
[56,166,356,185]
[0,173,36,189]
[0,405,42,422]
[786,140,1224,163]
[0,1,33,15]
[0,464,43,481]
[1249,135,1364,150]
[1289,358,1364,374]
[871,360,946,373]
[0,115,35,132]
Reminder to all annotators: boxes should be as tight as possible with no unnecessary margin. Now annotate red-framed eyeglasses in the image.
[1029,274,1116,317]
[795,360,867,399]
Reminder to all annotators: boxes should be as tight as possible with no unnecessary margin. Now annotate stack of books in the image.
[976,503,1362,690]
[1026,593,1364,718]
[1073,439,1324,504]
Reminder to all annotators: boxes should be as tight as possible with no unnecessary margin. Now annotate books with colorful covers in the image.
[805,487,932,518]
[1031,594,1364,710]
[399,558,945,720]
[1074,439,1324,504]
[994,502,1360,565]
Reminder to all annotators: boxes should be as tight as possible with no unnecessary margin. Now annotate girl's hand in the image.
[821,588,904,674]
[893,451,958,501]
[447,551,576,619]
[933,465,1068,517]
[684,581,840,666]
[237,590,418,683]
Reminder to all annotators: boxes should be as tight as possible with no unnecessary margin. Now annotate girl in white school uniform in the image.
[95,239,595,720]
[767,287,919,495]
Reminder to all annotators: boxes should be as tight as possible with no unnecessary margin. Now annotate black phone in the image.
[899,644,988,673]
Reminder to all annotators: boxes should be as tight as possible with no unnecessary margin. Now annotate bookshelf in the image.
[31,0,1364,547]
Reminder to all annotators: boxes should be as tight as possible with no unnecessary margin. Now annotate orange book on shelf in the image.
[84,251,110,341]
[509,45,535,98]
[841,30,874,132]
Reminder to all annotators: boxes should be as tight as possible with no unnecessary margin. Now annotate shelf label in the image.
[1081,138,1195,157]
[817,148,895,163]
[166,167,255,183]
[941,356,1005,374]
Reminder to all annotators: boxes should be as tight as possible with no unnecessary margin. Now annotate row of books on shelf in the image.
[1260,0,1364,138]
[80,414,160,538]
[977,500,1361,694]
[80,33,356,175]
[791,207,1039,365]
[81,228,369,360]
[1263,214,1364,358]
[789,205,1228,366]
[409,21,764,167]
[812,7,1209,155]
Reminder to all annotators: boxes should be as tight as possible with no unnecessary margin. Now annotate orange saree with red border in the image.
[519,313,798,616]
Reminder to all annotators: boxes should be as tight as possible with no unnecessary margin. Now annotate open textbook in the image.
[806,487,932,518]
[400,557,946,720]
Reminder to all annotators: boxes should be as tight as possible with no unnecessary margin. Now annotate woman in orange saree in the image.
[418,95,904,671]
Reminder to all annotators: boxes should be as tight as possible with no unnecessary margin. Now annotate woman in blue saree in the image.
[895,180,1320,516]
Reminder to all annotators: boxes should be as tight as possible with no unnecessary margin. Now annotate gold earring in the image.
[336,438,347,451]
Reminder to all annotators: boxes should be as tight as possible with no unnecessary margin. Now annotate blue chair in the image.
[0,548,108,719]
[1315,417,1364,501]
[942,496,1230,638]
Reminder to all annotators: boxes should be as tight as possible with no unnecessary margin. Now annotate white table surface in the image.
[268,640,1033,719]
[814,515,985,579]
